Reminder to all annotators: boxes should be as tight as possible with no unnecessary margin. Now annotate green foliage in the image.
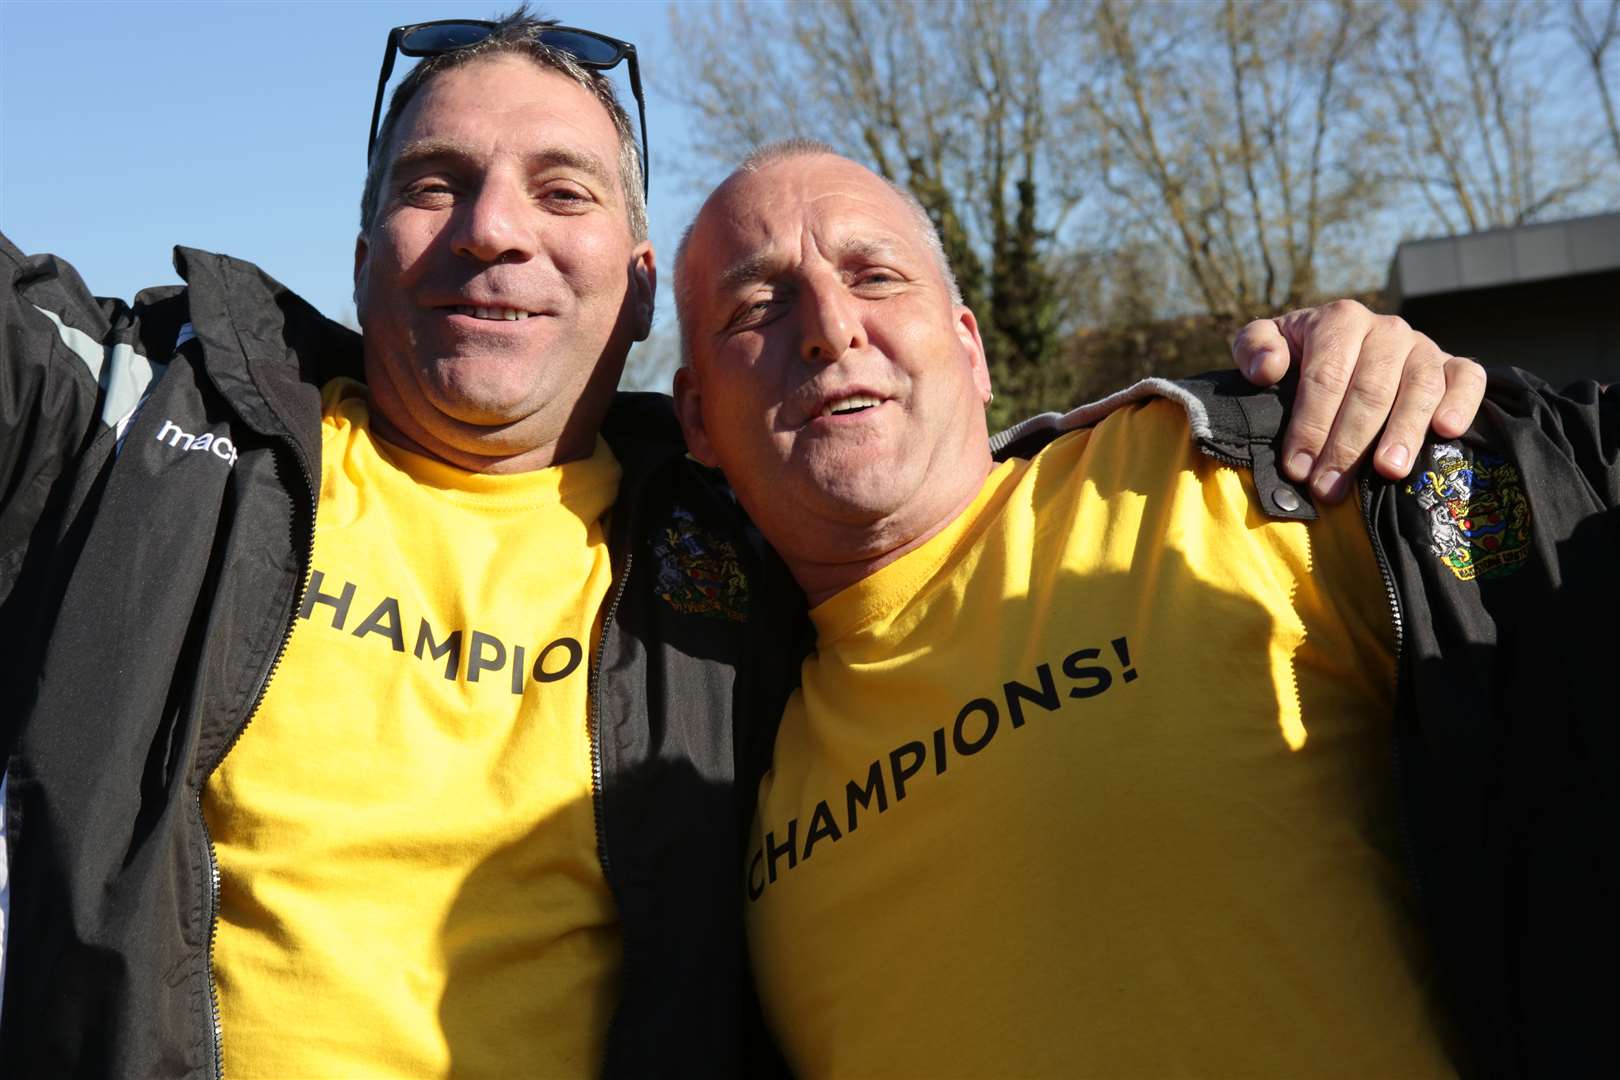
[985,288,1389,430]
[986,314,1243,431]
[906,163,989,323]
[989,174,1058,376]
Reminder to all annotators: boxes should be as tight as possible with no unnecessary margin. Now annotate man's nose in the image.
[799,279,866,364]
[451,178,536,264]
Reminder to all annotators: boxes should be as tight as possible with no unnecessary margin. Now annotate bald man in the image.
[673,142,1620,1077]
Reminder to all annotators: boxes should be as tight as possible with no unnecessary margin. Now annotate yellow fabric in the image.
[746,400,1452,1079]
[205,379,622,1079]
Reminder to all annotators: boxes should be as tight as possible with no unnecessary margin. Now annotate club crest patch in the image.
[1404,444,1531,581]
[650,506,749,621]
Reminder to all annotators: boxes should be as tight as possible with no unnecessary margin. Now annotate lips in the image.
[446,304,540,321]
[821,393,883,417]
[801,387,892,426]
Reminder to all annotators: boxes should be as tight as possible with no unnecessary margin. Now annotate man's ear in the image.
[353,234,369,310]
[954,304,993,404]
[673,363,719,468]
[628,242,656,342]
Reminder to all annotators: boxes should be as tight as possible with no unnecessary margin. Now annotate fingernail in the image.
[1385,444,1409,471]
[1313,468,1344,501]
[1288,451,1313,479]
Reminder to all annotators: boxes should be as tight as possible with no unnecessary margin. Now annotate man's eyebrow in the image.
[832,237,898,263]
[716,237,906,291]
[717,252,781,294]
[389,139,616,189]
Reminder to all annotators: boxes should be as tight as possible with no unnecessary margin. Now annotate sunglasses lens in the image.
[400,22,493,55]
[536,29,622,66]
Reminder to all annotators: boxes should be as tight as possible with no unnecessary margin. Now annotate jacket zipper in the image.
[1195,444,1249,470]
[1357,475,1406,702]
[589,531,633,1078]
[589,548,630,884]
[1357,474,1423,905]
[199,444,317,1080]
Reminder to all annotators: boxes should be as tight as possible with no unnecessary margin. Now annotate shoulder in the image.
[996,372,1317,522]
[601,391,687,477]
[994,372,1276,459]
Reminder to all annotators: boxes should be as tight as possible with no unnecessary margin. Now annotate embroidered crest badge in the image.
[650,506,749,621]
[1403,444,1532,581]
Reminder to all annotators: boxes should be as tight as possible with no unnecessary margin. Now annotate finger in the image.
[1367,338,1450,480]
[1231,319,1289,385]
[1277,301,1375,484]
[1304,320,1414,500]
[1431,356,1486,438]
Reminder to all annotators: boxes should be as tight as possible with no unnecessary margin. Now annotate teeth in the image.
[454,305,532,321]
[824,395,882,417]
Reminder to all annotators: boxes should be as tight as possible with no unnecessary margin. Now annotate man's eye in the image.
[401,181,455,204]
[539,183,592,206]
[729,297,780,329]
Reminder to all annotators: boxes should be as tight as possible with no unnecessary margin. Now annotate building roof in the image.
[1387,210,1620,306]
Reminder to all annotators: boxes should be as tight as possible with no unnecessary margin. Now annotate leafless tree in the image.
[1571,0,1620,169]
[668,0,1080,371]
[664,0,1613,347]
[1065,0,1384,320]
[1359,0,1608,233]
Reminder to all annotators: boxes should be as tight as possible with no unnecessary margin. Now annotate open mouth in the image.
[448,305,539,322]
[820,394,884,418]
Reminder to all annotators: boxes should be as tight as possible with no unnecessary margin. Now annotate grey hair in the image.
[358,5,646,243]
[673,140,962,368]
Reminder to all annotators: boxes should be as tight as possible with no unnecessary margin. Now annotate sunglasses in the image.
[367,19,649,197]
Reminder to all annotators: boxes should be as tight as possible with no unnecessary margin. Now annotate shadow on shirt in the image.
[437,757,778,1079]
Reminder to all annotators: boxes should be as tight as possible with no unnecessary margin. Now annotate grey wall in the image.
[1398,269,1620,389]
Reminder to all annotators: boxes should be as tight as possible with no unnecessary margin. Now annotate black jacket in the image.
[984,371,1620,1078]
[8,231,1615,1077]
[0,234,800,1079]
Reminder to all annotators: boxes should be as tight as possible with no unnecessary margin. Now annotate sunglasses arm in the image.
[627,59,649,198]
[367,32,403,161]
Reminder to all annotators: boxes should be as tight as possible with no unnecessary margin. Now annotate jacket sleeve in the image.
[1475,366,1619,509]
[0,232,121,607]
[1380,366,1620,1077]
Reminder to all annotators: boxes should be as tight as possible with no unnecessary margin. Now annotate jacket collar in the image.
[990,371,1319,522]
[173,245,362,482]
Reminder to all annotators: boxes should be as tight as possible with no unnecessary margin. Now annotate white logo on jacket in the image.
[156,419,239,466]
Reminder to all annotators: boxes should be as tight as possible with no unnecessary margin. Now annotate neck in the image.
[360,361,612,474]
[366,405,594,474]
[787,465,992,608]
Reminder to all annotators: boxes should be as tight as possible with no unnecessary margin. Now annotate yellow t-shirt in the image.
[204,379,622,1078]
[746,400,1452,1078]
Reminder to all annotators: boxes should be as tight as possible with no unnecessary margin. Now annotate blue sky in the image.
[1,0,718,379]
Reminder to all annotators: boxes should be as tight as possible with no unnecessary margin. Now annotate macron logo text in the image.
[156,419,239,466]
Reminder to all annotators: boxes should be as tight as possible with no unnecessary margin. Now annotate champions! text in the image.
[747,636,1139,901]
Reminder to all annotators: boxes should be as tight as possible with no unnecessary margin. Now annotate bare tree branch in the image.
[1572,0,1620,168]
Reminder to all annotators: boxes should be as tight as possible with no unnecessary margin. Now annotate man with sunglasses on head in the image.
[0,7,1489,1078]
[0,9,772,1077]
